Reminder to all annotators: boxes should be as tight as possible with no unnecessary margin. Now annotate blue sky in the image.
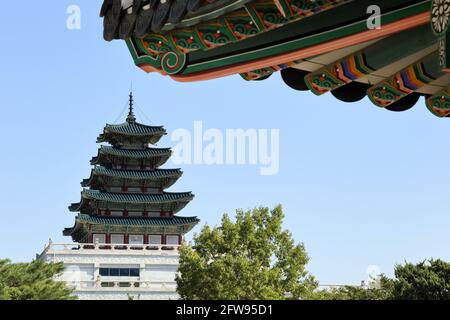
[0,1,449,285]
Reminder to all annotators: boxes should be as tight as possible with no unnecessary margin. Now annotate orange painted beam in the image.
[170,12,430,82]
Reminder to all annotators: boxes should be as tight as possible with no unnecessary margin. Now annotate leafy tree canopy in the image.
[176,205,317,300]
[0,259,75,300]
[391,259,450,300]
[312,259,450,300]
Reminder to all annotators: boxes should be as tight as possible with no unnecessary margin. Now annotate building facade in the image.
[40,93,199,299]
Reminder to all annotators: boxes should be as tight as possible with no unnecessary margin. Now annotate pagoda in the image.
[63,92,199,247]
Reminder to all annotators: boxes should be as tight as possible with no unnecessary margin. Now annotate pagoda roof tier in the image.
[69,189,194,214]
[91,146,172,167]
[63,214,200,242]
[97,121,166,145]
[81,166,183,189]
[94,145,172,159]
[69,214,199,228]
[97,92,167,146]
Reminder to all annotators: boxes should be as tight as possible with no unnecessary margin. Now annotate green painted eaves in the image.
[91,166,182,180]
[182,1,430,74]
[80,189,194,204]
[102,121,166,137]
[77,213,199,226]
[97,145,172,159]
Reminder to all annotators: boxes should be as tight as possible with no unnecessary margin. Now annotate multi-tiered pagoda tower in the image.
[64,93,199,247]
[39,93,199,299]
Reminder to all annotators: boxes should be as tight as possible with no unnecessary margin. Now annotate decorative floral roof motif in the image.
[431,0,450,35]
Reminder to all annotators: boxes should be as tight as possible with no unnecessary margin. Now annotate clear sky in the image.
[0,1,449,285]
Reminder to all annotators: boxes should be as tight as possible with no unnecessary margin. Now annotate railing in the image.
[66,280,177,292]
[317,284,362,290]
[43,243,181,254]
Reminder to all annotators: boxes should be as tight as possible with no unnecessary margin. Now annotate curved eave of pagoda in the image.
[64,214,200,242]
[69,190,194,214]
[78,213,199,228]
[63,220,89,242]
[97,122,167,145]
[81,167,183,189]
[90,146,172,167]
[97,132,165,146]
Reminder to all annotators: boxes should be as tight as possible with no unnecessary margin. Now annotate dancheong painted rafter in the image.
[101,0,450,117]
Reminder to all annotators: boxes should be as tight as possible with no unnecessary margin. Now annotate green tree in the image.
[0,259,75,300]
[308,276,394,300]
[176,205,317,300]
[391,259,450,300]
[311,259,450,300]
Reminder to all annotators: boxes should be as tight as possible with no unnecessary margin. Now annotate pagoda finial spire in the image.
[126,91,136,123]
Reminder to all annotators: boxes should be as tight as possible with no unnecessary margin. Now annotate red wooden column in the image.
[88,225,93,243]
[124,235,129,244]
[144,235,149,244]
[178,235,183,245]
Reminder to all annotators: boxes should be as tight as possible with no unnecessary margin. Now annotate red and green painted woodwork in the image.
[69,189,194,215]
[240,60,302,80]
[304,25,437,96]
[64,94,199,243]
[426,88,450,117]
[82,167,183,190]
[97,122,166,146]
[124,1,431,77]
[63,215,199,244]
[126,0,352,75]
[431,0,450,72]
[368,52,445,108]
[305,53,374,95]
[91,145,172,170]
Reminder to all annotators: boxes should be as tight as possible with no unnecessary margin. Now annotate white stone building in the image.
[39,242,181,300]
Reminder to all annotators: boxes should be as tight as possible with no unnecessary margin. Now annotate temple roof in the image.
[63,213,200,239]
[101,0,449,118]
[99,122,166,139]
[86,166,182,180]
[97,122,167,145]
[100,0,227,40]
[69,189,194,211]
[92,145,172,162]
[81,166,183,189]
[74,213,199,227]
